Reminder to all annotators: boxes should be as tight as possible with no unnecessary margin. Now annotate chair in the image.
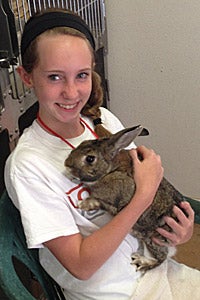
[0,190,65,300]
[18,101,39,136]
[0,129,10,197]
[0,190,199,299]
[184,196,200,224]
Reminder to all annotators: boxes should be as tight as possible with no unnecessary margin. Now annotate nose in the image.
[62,81,78,99]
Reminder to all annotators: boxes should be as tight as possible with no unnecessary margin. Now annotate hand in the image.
[130,146,164,202]
[153,201,194,246]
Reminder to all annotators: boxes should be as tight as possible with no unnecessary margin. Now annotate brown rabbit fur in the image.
[64,125,185,272]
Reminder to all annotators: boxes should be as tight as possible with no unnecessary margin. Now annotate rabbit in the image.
[64,125,185,272]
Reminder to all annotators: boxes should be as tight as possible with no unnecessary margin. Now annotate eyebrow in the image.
[43,67,92,73]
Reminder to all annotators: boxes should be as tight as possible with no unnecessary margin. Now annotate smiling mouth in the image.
[57,102,78,110]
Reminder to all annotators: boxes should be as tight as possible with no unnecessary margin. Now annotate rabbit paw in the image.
[131,252,157,272]
[78,198,101,211]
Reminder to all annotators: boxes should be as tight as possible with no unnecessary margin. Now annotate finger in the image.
[136,145,149,160]
[129,148,138,158]
[163,212,181,232]
[158,209,194,245]
[129,148,146,165]
[161,214,184,244]
[129,149,140,164]
[163,205,193,229]
[156,227,178,245]
[169,205,194,238]
[179,201,195,222]
[152,236,174,247]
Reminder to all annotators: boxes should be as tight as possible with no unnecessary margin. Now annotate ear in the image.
[108,125,149,158]
[17,66,33,88]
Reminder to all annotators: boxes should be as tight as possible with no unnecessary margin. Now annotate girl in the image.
[5,8,199,300]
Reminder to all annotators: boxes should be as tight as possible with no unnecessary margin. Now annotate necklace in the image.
[37,114,99,149]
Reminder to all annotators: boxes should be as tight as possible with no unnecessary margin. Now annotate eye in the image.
[77,72,89,80]
[48,74,62,81]
[85,155,96,164]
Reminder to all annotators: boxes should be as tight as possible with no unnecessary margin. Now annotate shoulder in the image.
[100,107,136,149]
[5,124,54,180]
[100,107,125,133]
[7,123,44,166]
[5,145,50,186]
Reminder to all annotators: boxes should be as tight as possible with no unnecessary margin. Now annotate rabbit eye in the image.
[85,155,95,164]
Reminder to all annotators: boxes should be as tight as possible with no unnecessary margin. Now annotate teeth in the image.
[58,103,77,109]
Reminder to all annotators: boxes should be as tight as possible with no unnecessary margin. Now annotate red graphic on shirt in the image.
[66,183,106,221]
[66,183,91,208]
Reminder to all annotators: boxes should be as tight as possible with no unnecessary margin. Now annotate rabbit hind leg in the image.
[131,252,158,272]
[131,241,163,272]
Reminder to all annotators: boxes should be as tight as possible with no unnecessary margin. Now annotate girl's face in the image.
[20,34,93,130]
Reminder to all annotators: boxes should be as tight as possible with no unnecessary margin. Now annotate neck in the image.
[37,115,84,139]
[37,114,99,149]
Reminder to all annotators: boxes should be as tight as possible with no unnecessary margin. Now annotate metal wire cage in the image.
[11,0,107,49]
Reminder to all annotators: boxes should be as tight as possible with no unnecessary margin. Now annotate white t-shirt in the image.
[5,107,141,299]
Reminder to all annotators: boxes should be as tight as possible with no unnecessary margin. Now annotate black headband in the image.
[21,11,95,56]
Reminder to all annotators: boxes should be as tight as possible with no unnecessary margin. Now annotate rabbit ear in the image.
[107,125,149,157]
[139,127,149,136]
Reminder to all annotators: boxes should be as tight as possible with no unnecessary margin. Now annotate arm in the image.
[44,146,163,280]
